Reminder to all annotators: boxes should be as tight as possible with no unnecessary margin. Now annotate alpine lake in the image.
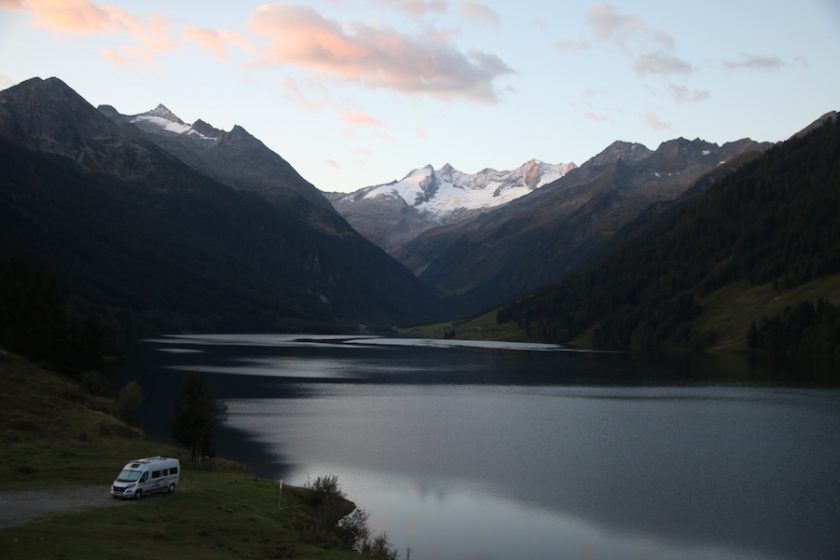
[116,334,840,560]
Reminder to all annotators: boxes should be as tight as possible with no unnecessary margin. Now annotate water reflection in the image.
[117,335,840,560]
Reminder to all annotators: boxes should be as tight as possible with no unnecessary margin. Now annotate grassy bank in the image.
[400,309,531,342]
[694,274,840,353]
[0,351,361,560]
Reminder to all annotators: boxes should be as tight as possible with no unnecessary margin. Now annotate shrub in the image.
[116,380,143,423]
[80,370,109,395]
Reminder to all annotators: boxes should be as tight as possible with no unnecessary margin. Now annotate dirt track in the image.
[0,486,129,528]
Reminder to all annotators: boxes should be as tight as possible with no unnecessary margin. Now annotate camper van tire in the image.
[168,483,175,494]
[134,490,143,500]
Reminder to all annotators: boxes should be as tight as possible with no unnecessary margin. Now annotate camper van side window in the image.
[151,470,161,479]
[140,472,148,483]
[169,467,178,475]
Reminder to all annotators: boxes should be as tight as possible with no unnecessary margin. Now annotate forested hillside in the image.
[498,114,840,358]
[0,78,445,338]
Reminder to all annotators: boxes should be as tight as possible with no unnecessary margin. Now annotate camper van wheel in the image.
[168,483,175,494]
[134,490,143,501]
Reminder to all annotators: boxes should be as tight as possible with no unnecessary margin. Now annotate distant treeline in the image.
[498,116,840,356]
[0,253,107,377]
[748,299,840,360]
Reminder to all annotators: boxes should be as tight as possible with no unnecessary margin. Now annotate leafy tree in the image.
[116,380,144,424]
[170,375,227,462]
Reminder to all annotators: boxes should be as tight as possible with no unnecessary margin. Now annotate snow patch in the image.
[357,160,575,221]
[131,114,191,134]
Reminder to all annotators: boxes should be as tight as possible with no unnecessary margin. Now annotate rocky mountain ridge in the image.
[327,159,575,254]
[0,76,444,332]
[395,134,773,316]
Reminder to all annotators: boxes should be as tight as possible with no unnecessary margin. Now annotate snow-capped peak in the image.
[128,105,220,142]
[352,159,576,223]
[146,104,185,125]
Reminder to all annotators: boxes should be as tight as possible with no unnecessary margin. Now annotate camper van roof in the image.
[126,456,176,467]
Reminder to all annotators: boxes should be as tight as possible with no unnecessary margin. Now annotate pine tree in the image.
[170,376,227,462]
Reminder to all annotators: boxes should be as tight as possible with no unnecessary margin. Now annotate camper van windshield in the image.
[116,469,142,482]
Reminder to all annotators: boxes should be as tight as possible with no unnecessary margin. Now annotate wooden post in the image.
[278,478,284,510]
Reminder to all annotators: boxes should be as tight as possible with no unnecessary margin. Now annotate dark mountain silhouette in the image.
[498,113,840,357]
[0,77,443,337]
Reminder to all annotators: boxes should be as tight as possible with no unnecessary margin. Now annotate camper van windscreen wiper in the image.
[116,470,141,482]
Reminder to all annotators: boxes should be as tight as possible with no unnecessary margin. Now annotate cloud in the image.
[458,0,499,28]
[342,111,383,126]
[279,76,334,110]
[633,52,692,76]
[1,0,176,64]
[723,54,786,71]
[102,47,153,67]
[183,25,254,60]
[642,111,673,131]
[373,130,398,143]
[555,39,592,52]
[585,111,612,122]
[0,0,25,10]
[668,83,709,103]
[325,158,341,170]
[587,4,673,52]
[249,4,513,102]
[586,4,691,77]
[378,0,447,18]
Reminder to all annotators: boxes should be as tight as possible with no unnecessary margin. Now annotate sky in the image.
[1,1,838,192]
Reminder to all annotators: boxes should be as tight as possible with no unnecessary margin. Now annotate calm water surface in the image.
[117,334,840,560]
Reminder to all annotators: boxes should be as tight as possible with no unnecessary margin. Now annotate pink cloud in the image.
[374,130,398,143]
[2,0,176,63]
[458,0,499,28]
[248,4,513,102]
[379,0,447,18]
[0,0,26,10]
[325,158,341,170]
[585,111,612,122]
[342,111,383,127]
[642,111,673,131]
[101,47,152,67]
[183,25,254,60]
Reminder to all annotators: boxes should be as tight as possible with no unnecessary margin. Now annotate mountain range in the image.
[1,75,835,355]
[497,111,840,359]
[326,159,575,254]
[389,135,771,315]
[0,77,443,336]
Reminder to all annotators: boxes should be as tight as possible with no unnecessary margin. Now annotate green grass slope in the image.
[0,352,361,560]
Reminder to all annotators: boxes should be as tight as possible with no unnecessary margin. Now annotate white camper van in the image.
[111,456,180,500]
